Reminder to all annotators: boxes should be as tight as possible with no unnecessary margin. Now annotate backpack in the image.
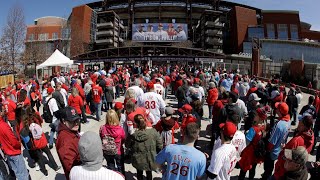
[254,131,267,158]
[20,128,34,150]
[42,98,53,123]
[161,130,173,147]
[100,127,118,156]
[29,123,43,140]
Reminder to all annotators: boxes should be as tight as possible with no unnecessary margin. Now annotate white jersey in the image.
[213,131,246,161]
[143,92,166,124]
[70,166,125,180]
[207,143,237,180]
[231,131,246,160]
[125,86,145,107]
[154,84,165,99]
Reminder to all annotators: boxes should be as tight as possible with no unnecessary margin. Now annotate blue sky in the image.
[0,0,319,30]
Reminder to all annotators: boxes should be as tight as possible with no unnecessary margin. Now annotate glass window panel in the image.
[277,24,288,40]
[52,32,58,40]
[248,27,264,40]
[29,34,34,41]
[290,24,298,40]
[266,24,275,39]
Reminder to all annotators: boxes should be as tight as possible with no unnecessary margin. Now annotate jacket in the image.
[0,118,21,156]
[56,123,81,180]
[99,124,126,155]
[206,88,218,106]
[176,84,189,101]
[126,128,163,171]
[286,95,298,115]
[274,129,314,179]
[282,166,308,180]
[68,95,84,114]
[105,86,114,102]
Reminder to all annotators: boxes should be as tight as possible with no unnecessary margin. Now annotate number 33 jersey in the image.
[156,144,206,180]
[207,143,237,180]
[143,92,166,125]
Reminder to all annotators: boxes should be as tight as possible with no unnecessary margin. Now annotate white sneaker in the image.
[35,163,40,171]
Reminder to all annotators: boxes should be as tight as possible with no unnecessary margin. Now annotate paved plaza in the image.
[28,88,317,180]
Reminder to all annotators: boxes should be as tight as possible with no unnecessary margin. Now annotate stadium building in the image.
[26,0,320,81]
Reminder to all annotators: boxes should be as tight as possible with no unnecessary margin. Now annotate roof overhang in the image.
[73,46,226,63]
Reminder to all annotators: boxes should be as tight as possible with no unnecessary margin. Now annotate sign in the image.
[132,23,188,42]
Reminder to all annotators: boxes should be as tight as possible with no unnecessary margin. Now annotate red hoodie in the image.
[206,88,218,106]
[274,129,314,179]
[56,123,81,180]
[68,95,84,114]
[0,117,21,156]
[99,124,126,155]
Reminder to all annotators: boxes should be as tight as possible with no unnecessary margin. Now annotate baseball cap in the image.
[275,102,289,115]
[252,81,257,87]
[114,102,123,110]
[61,106,81,122]
[147,82,154,90]
[284,146,308,166]
[219,122,237,138]
[47,87,54,94]
[248,93,261,102]
[165,107,175,116]
[209,82,216,88]
[178,104,193,113]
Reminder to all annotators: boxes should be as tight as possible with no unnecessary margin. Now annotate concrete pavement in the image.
[27,89,317,180]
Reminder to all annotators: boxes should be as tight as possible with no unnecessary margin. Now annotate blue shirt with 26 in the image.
[156,144,206,180]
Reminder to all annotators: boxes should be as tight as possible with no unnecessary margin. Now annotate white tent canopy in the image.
[36,49,73,69]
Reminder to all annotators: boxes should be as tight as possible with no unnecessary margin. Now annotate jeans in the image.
[208,105,213,119]
[0,159,13,180]
[49,120,59,146]
[104,154,125,175]
[94,101,102,121]
[239,163,257,180]
[115,85,120,98]
[136,169,152,180]
[7,154,29,180]
[262,153,275,180]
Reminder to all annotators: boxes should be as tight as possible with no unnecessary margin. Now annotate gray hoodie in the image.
[78,131,104,171]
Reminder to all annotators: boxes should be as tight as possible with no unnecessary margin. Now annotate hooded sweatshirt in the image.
[127,128,163,171]
[274,129,314,179]
[56,123,81,180]
[0,117,21,156]
[99,124,126,155]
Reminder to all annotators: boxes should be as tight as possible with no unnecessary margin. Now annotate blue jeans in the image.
[7,154,29,180]
[94,101,102,121]
[49,120,59,145]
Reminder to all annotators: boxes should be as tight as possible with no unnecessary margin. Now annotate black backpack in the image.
[254,131,267,158]
[20,128,34,150]
[42,98,53,123]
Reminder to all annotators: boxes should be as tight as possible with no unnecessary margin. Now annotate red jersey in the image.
[5,99,16,121]
[68,95,84,114]
[92,85,103,103]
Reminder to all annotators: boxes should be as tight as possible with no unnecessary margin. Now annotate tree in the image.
[0,3,26,73]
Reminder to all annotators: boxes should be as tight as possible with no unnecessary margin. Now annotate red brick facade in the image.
[229,6,258,54]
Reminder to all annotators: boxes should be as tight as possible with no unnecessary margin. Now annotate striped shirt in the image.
[207,143,237,180]
[69,166,125,180]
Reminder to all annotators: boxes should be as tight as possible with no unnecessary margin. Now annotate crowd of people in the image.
[0,63,320,180]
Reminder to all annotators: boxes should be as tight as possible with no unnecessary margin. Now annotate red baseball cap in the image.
[147,82,154,90]
[275,102,289,115]
[178,104,193,113]
[114,102,123,110]
[194,78,200,84]
[219,122,237,137]
[47,87,54,94]
[256,105,270,120]
[232,89,239,95]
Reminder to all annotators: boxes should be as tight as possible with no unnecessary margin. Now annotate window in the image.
[38,33,48,41]
[290,24,299,40]
[28,34,34,41]
[52,32,59,40]
[62,28,71,39]
[266,24,275,39]
[248,27,264,40]
[277,24,288,40]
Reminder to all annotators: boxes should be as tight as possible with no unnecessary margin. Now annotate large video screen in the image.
[132,23,188,42]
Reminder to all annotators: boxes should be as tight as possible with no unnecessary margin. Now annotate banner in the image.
[132,23,188,42]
